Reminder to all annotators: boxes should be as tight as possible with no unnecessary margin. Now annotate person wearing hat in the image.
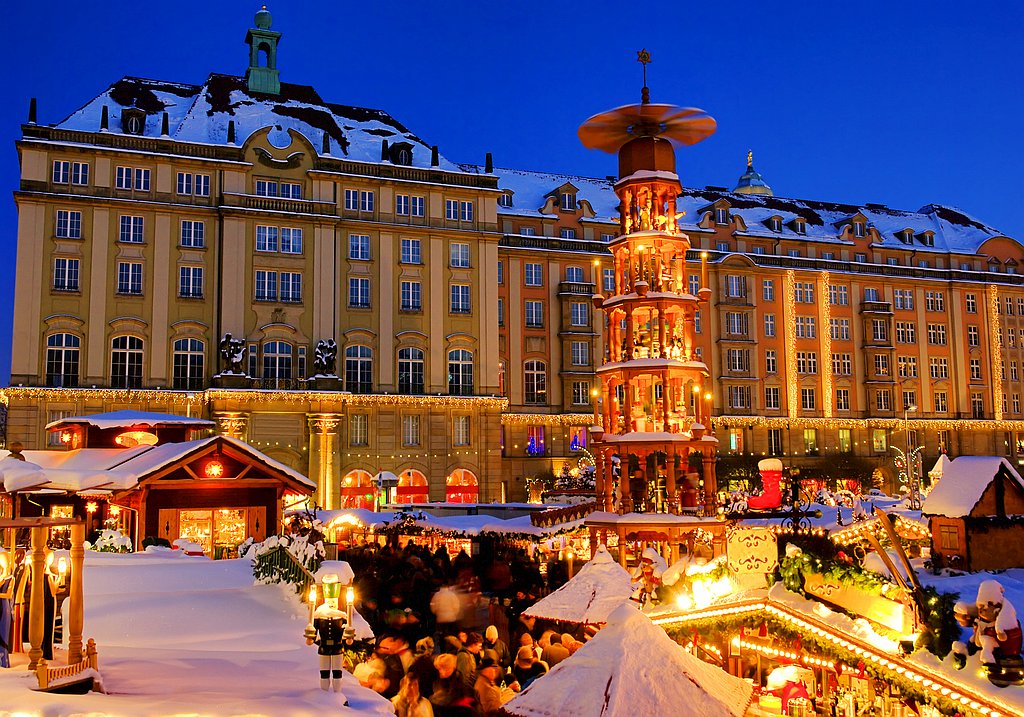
[474,654,516,716]
[511,645,547,690]
[484,625,511,670]
[304,574,353,698]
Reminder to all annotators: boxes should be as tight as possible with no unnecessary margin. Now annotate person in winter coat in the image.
[511,645,547,690]
[392,673,434,717]
[474,656,516,716]
[484,625,511,669]
[430,584,461,637]
[540,632,569,668]
[430,653,476,717]
[455,632,483,691]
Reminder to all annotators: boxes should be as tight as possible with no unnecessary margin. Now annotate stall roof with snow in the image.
[501,602,752,717]
[523,545,633,625]
[921,456,1024,571]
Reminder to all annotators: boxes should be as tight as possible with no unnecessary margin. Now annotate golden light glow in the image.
[346,586,355,606]
[85,502,98,514]
[308,585,317,604]
[989,285,1005,422]
[110,505,121,517]
[60,431,72,444]
[204,460,225,479]
[57,556,68,576]
[785,269,799,419]
[819,271,833,419]
[114,430,159,447]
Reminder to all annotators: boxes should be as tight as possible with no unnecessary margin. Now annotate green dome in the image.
[254,6,273,30]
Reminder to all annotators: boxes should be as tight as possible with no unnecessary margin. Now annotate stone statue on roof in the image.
[218,334,247,375]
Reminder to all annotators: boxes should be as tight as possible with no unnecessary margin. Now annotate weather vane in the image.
[637,49,651,103]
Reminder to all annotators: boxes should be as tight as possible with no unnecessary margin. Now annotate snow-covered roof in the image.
[54,75,463,172]
[464,165,1011,255]
[313,508,577,538]
[503,602,752,717]
[0,436,314,494]
[928,454,952,479]
[921,455,1024,517]
[45,409,214,431]
[523,545,633,624]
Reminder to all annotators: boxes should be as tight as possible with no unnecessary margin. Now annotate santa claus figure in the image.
[973,579,1022,665]
[630,547,666,606]
[305,574,353,696]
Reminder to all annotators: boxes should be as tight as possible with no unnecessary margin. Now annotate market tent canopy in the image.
[501,602,752,717]
[523,545,633,625]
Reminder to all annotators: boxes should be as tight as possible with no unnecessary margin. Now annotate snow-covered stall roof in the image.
[921,455,1024,518]
[522,545,633,625]
[313,508,581,539]
[461,165,1010,255]
[929,454,952,479]
[0,436,314,494]
[54,75,464,172]
[45,409,214,431]
[502,602,752,717]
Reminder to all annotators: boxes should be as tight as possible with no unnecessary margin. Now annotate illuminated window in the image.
[344,345,373,394]
[524,361,547,404]
[110,335,143,388]
[872,429,888,452]
[349,414,368,446]
[838,429,852,453]
[397,348,424,394]
[448,349,474,396]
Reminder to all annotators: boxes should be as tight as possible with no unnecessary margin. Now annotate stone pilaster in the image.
[307,413,342,510]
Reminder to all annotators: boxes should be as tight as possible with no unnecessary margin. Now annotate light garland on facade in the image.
[988,284,1004,423]
[0,387,206,406]
[501,413,594,426]
[819,271,833,419]
[710,414,1024,431]
[830,516,931,546]
[785,270,799,419]
[733,637,836,671]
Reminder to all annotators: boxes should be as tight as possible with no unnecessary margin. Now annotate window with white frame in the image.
[349,233,370,260]
[829,284,849,305]
[115,166,150,191]
[832,353,852,375]
[794,282,815,303]
[396,194,410,215]
[765,349,777,374]
[764,313,776,337]
[893,289,913,310]
[570,302,589,327]
[727,385,751,409]
[524,263,543,286]
[727,349,750,372]
[571,341,589,366]
[524,361,547,404]
[970,358,982,381]
[46,335,80,388]
[280,272,302,303]
[929,357,949,380]
[450,242,470,268]
[400,280,422,311]
[400,238,421,264]
[450,284,471,313]
[178,266,203,298]
[966,293,977,313]
[180,220,205,248]
[116,262,143,295]
[178,172,211,196]
[603,268,615,292]
[902,390,916,410]
[409,196,425,217]
[763,279,775,301]
[689,274,700,295]
[830,318,850,341]
[560,192,576,210]
[801,388,816,411]
[453,415,471,446]
[934,391,948,412]
[765,386,780,409]
[349,277,370,308]
[448,349,474,396]
[768,428,783,455]
[726,312,748,336]
[53,258,80,292]
[349,414,369,446]
[925,291,945,311]
[397,348,425,394]
[255,270,278,301]
[445,199,458,220]
[571,381,590,406]
[256,225,278,252]
[344,189,374,212]
[345,345,373,393]
[875,354,890,376]
[525,301,544,328]
[927,323,947,345]
[280,227,302,254]
[795,316,816,339]
[53,160,89,185]
[895,322,916,343]
[402,415,421,447]
[725,275,746,298]
[55,210,82,239]
[875,390,891,411]
[560,228,577,239]
[871,319,888,342]
[119,215,144,243]
[836,389,850,411]
[715,207,729,224]
[110,335,144,388]
[797,352,817,374]
[898,356,918,378]
[172,338,205,390]
[565,266,584,282]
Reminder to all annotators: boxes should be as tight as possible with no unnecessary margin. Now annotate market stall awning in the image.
[374,471,399,487]
[523,545,633,625]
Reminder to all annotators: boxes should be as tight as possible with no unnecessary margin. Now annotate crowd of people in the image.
[335,540,584,716]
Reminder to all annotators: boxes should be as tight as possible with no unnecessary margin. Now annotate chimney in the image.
[485,152,493,173]
[161,112,169,137]
[100,105,109,132]
[227,120,236,145]
[28,97,37,125]
[322,132,331,156]
[431,145,439,167]
[381,139,389,161]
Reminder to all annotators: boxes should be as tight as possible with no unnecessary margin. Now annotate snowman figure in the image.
[973,579,1022,665]
[304,574,353,696]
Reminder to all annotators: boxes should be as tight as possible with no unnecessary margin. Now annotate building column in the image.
[703,450,717,515]
[27,527,46,670]
[214,411,249,440]
[67,521,85,663]
[308,414,342,510]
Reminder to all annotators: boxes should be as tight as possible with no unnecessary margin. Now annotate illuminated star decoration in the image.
[637,49,651,93]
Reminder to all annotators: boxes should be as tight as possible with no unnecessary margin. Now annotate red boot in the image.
[748,458,783,510]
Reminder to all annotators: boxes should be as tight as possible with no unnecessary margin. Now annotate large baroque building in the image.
[7,9,1024,508]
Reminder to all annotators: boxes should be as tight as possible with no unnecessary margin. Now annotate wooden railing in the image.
[35,638,102,692]
[253,544,317,597]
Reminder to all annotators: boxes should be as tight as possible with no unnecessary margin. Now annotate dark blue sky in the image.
[7,0,1023,384]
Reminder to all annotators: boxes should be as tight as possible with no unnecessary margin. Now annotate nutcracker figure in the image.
[304,574,353,695]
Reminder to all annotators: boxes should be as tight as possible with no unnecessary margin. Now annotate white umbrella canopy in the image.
[503,602,753,717]
[523,545,633,625]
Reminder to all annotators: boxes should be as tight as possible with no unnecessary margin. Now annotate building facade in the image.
[7,10,1024,507]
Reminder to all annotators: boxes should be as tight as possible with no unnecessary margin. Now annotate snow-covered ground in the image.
[0,550,393,717]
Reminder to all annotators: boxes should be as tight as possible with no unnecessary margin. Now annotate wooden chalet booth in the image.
[0,411,314,558]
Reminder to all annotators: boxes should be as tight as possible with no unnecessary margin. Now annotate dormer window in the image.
[768,218,782,232]
[919,232,935,247]
[387,142,414,166]
[498,192,513,208]
[561,192,577,211]
[715,208,730,225]
[793,219,806,235]
[120,108,146,136]
[853,221,865,238]
[899,229,914,244]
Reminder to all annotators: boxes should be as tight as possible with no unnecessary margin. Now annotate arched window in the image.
[257,42,271,68]
[46,333,80,388]
[172,338,205,390]
[262,341,292,386]
[345,345,373,394]
[448,349,474,396]
[565,265,584,283]
[397,347,424,394]
[340,469,375,510]
[524,360,547,404]
[110,336,144,389]
[397,469,429,503]
[446,469,478,503]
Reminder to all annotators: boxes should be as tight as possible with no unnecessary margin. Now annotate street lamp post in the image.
[904,403,920,510]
